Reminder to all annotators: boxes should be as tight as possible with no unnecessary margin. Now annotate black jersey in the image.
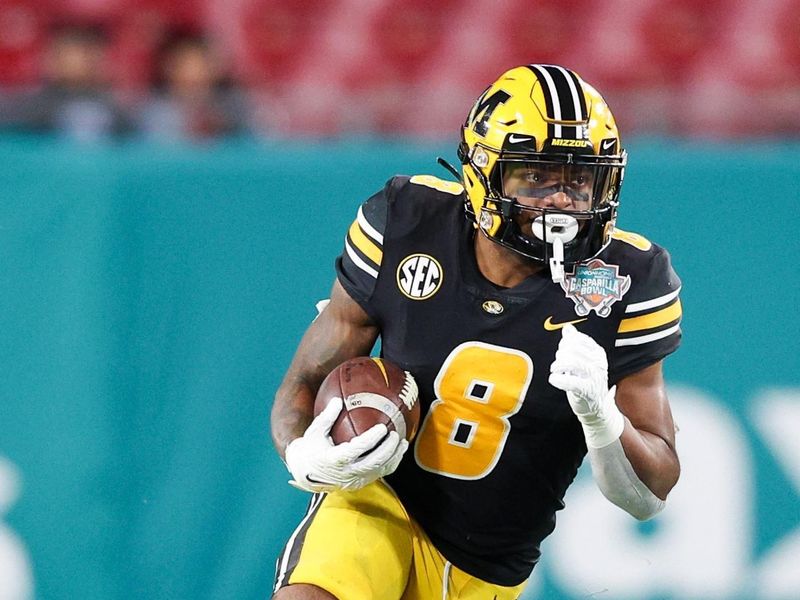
[335,175,682,586]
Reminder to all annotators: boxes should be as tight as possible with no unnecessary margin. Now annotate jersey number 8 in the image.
[413,342,533,479]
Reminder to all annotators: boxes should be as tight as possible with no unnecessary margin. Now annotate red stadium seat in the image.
[334,0,459,134]
[368,0,457,79]
[496,0,589,71]
[719,0,800,136]
[0,0,795,137]
[0,0,51,85]
[55,0,202,29]
[108,0,209,92]
[775,0,800,72]
[239,0,334,88]
[638,0,723,86]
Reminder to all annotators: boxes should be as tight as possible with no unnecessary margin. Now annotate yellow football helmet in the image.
[459,64,627,273]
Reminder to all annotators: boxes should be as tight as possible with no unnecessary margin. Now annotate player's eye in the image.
[525,171,542,183]
[572,172,592,186]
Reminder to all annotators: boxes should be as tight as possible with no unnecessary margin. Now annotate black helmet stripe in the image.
[562,67,588,123]
[542,65,578,122]
[526,65,556,138]
[527,64,586,139]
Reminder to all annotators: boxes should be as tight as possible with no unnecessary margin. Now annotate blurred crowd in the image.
[0,0,798,142]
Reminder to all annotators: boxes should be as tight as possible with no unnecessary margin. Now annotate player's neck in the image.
[473,231,545,288]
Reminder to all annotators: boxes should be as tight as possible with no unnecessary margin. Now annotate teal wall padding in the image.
[0,137,797,599]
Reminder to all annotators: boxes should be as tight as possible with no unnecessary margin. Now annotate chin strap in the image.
[550,236,565,283]
[531,213,575,284]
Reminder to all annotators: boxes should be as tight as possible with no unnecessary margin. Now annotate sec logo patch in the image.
[397,254,443,300]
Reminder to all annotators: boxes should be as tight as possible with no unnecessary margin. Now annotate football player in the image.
[271,64,682,599]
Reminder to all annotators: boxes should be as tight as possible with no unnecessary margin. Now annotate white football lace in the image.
[399,372,419,411]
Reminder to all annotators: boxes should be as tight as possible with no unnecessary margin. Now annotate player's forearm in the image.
[270,332,340,460]
[271,377,317,461]
[568,382,679,518]
[618,421,680,501]
[580,415,677,521]
[270,290,379,459]
[586,421,678,520]
[271,344,351,459]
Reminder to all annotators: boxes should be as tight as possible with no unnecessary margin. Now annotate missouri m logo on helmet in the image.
[467,89,511,137]
[460,64,628,283]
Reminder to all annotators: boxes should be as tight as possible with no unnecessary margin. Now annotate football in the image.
[314,357,420,445]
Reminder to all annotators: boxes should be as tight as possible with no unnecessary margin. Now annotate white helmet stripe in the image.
[552,65,584,122]
[531,64,563,137]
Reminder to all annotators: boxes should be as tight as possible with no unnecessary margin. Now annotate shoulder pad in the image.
[408,175,465,196]
[610,228,652,252]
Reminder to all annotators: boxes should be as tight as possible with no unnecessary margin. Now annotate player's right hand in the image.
[284,397,408,493]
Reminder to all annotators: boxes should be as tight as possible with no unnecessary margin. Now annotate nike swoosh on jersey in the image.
[543,316,588,331]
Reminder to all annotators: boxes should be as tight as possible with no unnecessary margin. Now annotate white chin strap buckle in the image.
[550,238,566,283]
[531,214,579,284]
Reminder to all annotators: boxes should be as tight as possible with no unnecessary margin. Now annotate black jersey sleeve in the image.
[609,245,682,383]
[334,180,391,318]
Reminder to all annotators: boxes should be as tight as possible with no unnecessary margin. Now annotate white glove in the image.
[284,397,409,493]
[549,323,625,449]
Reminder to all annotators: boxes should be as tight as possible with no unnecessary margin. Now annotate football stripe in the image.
[615,324,681,347]
[550,65,585,138]
[618,299,682,334]
[563,68,588,121]
[273,492,325,592]
[543,65,577,122]
[528,64,558,137]
[370,357,390,386]
[348,220,383,265]
[357,205,384,245]
[625,286,682,313]
[344,238,379,278]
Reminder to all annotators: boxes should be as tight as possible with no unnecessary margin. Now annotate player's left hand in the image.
[549,323,625,448]
[549,323,609,414]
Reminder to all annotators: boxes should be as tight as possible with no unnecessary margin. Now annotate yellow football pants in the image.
[273,480,527,599]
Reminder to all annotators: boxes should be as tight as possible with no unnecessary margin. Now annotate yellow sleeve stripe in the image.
[348,220,383,265]
[618,299,682,334]
[409,174,464,195]
[611,228,652,251]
